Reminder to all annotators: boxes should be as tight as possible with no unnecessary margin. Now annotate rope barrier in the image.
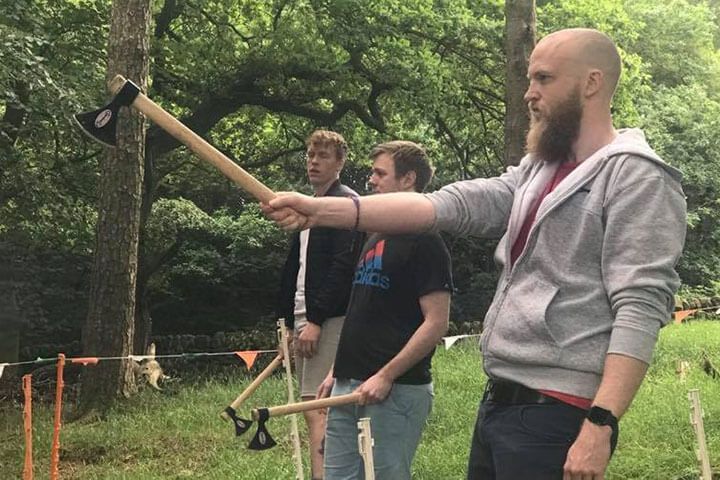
[0,349,280,378]
[0,336,481,377]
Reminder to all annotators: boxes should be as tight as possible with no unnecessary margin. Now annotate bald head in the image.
[535,28,622,100]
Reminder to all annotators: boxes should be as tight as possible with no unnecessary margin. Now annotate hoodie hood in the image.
[605,128,683,182]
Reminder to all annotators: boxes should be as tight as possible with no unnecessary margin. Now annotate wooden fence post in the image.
[358,417,375,480]
[688,389,713,480]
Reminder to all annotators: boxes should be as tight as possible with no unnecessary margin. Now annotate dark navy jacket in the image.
[277,180,363,329]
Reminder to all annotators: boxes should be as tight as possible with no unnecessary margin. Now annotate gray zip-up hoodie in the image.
[427,129,687,398]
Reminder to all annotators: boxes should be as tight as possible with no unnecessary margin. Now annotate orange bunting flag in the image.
[235,351,259,370]
[70,357,99,366]
[674,309,697,324]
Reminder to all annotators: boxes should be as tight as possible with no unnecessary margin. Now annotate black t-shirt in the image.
[333,232,453,385]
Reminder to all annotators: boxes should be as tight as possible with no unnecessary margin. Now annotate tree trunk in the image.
[133,145,156,355]
[503,0,536,166]
[79,0,152,415]
[0,274,22,393]
[133,271,152,354]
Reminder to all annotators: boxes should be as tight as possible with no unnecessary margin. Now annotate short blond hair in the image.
[306,130,348,162]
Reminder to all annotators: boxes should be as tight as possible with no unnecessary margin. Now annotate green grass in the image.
[1,322,719,479]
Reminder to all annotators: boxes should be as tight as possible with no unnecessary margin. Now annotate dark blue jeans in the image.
[466,399,618,480]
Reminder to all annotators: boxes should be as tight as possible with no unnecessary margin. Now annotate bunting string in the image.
[0,349,280,380]
[0,332,489,380]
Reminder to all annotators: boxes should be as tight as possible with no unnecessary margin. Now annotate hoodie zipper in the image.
[482,158,606,353]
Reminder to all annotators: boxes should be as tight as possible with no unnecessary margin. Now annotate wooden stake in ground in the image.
[22,374,33,480]
[357,417,375,480]
[676,360,690,383]
[278,321,304,480]
[688,389,713,480]
[50,354,66,480]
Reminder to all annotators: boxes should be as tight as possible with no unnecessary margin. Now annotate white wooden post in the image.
[677,360,690,383]
[358,417,375,480]
[688,389,713,480]
[279,321,304,480]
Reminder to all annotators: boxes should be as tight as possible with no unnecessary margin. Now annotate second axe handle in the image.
[252,393,361,420]
[226,354,284,413]
[108,75,276,204]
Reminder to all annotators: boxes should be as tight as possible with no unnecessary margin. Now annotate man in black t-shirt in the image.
[317,141,453,480]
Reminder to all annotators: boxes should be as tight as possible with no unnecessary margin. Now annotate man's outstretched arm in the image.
[263,192,436,234]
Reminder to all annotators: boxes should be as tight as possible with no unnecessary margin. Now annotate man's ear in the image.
[401,171,417,191]
[585,69,604,98]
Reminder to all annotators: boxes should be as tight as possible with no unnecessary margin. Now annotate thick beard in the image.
[526,88,583,164]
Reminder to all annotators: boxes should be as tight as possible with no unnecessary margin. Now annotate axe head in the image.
[73,79,142,147]
[224,406,253,436]
[248,408,277,450]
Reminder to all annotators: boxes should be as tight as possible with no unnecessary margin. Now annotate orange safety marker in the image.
[674,309,697,324]
[22,374,33,480]
[50,354,65,480]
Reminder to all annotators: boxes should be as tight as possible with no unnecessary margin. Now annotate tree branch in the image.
[154,0,182,39]
[0,81,30,151]
[185,0,253,43]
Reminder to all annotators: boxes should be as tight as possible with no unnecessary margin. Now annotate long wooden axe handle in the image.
[252,392,361,420]
[108,75,276,203]
[220,354,283,420]
[277,321,304,479]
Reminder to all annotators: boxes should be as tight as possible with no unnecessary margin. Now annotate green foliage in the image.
[625,0,720,89]
[148,203,289,334]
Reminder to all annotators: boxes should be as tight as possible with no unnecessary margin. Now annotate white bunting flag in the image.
[443,335,465,350]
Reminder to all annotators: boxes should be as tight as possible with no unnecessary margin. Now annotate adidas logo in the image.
[354,240,391,290]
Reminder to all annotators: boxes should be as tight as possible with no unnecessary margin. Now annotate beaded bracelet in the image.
[350,195,360,231]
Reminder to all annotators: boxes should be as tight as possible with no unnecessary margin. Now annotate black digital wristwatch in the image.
[586,406,618,430]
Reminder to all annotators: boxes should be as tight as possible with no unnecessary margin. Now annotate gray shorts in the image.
[294,315,345,398]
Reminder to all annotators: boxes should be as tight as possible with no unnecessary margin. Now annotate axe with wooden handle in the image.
[248,393,361,450]
[74,75,275,203]
[220,354,283,436]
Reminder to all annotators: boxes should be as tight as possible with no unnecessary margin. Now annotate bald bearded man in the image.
[263,29,687,480]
